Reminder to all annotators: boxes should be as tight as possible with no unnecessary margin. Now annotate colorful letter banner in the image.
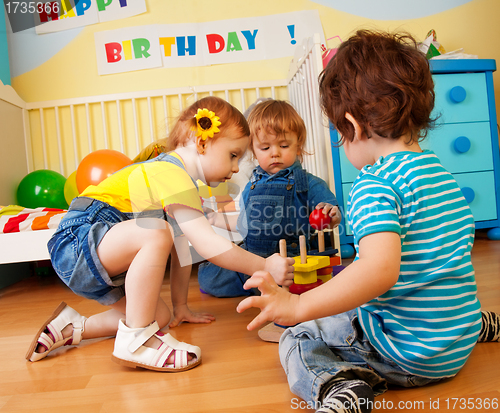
[35,0,147,34]
[94,10,325,75]
[96,25,162,75]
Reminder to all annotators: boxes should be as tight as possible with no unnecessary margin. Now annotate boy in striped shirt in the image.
[237,30,498,413]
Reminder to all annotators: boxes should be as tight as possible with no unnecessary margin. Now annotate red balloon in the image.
[309,209,331,230]
[76,149,132,193]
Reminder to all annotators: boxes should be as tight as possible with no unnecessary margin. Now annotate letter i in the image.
[123,40,133,60]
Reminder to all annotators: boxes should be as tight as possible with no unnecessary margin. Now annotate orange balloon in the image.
[76,149,132,193]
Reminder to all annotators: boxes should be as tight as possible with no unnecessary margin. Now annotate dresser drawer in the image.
[339,121,494,180]
[433,73,490,124]
[454,171,497,222]
[340,169,497,237]
[423,122,493,173]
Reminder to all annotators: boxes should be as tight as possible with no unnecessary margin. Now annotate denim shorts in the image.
[48,197,133,305]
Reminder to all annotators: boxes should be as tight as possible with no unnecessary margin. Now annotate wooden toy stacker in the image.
[258,230,342,342]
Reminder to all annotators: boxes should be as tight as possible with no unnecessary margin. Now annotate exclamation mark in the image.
[287,25,296,45]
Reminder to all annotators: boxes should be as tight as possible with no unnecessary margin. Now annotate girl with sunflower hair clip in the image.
[27,96,295,373]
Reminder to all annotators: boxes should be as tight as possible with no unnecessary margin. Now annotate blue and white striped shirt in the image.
[348,150,481,379]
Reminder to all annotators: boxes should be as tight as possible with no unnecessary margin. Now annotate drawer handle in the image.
[461,186,475,204]
[453,136,471,153]
[450,86,467,103]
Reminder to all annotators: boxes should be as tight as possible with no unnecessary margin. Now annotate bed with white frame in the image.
[0,34,339,266]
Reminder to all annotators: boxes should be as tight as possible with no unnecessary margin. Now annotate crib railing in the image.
[21,34,340,252]
[287,33,335,188]
[23,34,331,186]
[286,34,340,252]
[23,34,332,187]
[14,34,341,259]
[24,80,288,176]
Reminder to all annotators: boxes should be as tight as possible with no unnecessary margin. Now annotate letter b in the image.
[105,42,122,63]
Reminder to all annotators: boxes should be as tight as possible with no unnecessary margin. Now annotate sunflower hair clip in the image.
[194,108,221,140]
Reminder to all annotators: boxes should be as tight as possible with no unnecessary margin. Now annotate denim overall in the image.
[238,167,312,257]
[48,154,191,305]
[198,167,313,297]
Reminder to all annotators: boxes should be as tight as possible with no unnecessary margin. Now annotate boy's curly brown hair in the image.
[319,30,436,145]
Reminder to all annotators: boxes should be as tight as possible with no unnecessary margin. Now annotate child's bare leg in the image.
[35,218,172,349]
[53,308,125,342]
[98,218,197,366]
[82,308,126,339]
[97,218,173,327]
[29,218,199,367]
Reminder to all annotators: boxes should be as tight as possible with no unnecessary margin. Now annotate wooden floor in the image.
[0,231,499,413]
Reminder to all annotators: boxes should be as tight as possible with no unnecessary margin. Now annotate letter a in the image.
[38,1,59,23]
[226,32,242,52]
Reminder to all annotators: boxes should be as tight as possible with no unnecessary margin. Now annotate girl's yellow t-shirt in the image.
[79,153,203,218]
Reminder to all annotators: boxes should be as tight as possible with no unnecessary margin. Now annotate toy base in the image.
[258,322,287,343]
[289,280,323,295]
[332,265,346,276]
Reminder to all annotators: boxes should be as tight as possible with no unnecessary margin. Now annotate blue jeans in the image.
[279,309,442,403]
[198,245,260,297]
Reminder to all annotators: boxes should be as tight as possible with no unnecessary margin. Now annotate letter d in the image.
[206,34,225,53]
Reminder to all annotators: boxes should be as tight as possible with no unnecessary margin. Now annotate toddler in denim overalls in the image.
[198,100,341,297]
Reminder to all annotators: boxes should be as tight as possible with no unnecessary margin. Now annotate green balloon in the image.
[16,170,69,210]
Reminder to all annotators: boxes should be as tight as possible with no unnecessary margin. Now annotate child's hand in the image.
[237,271,299,330]
[264,253,295,287]
[169,304,216,328]
[203,207,217,225]
[316,203,342,228]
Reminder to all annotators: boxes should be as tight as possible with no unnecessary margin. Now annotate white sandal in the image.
[111,319,201,372]
[26,302,87,362]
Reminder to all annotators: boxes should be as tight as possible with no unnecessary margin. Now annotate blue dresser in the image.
[329,59,500,257]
